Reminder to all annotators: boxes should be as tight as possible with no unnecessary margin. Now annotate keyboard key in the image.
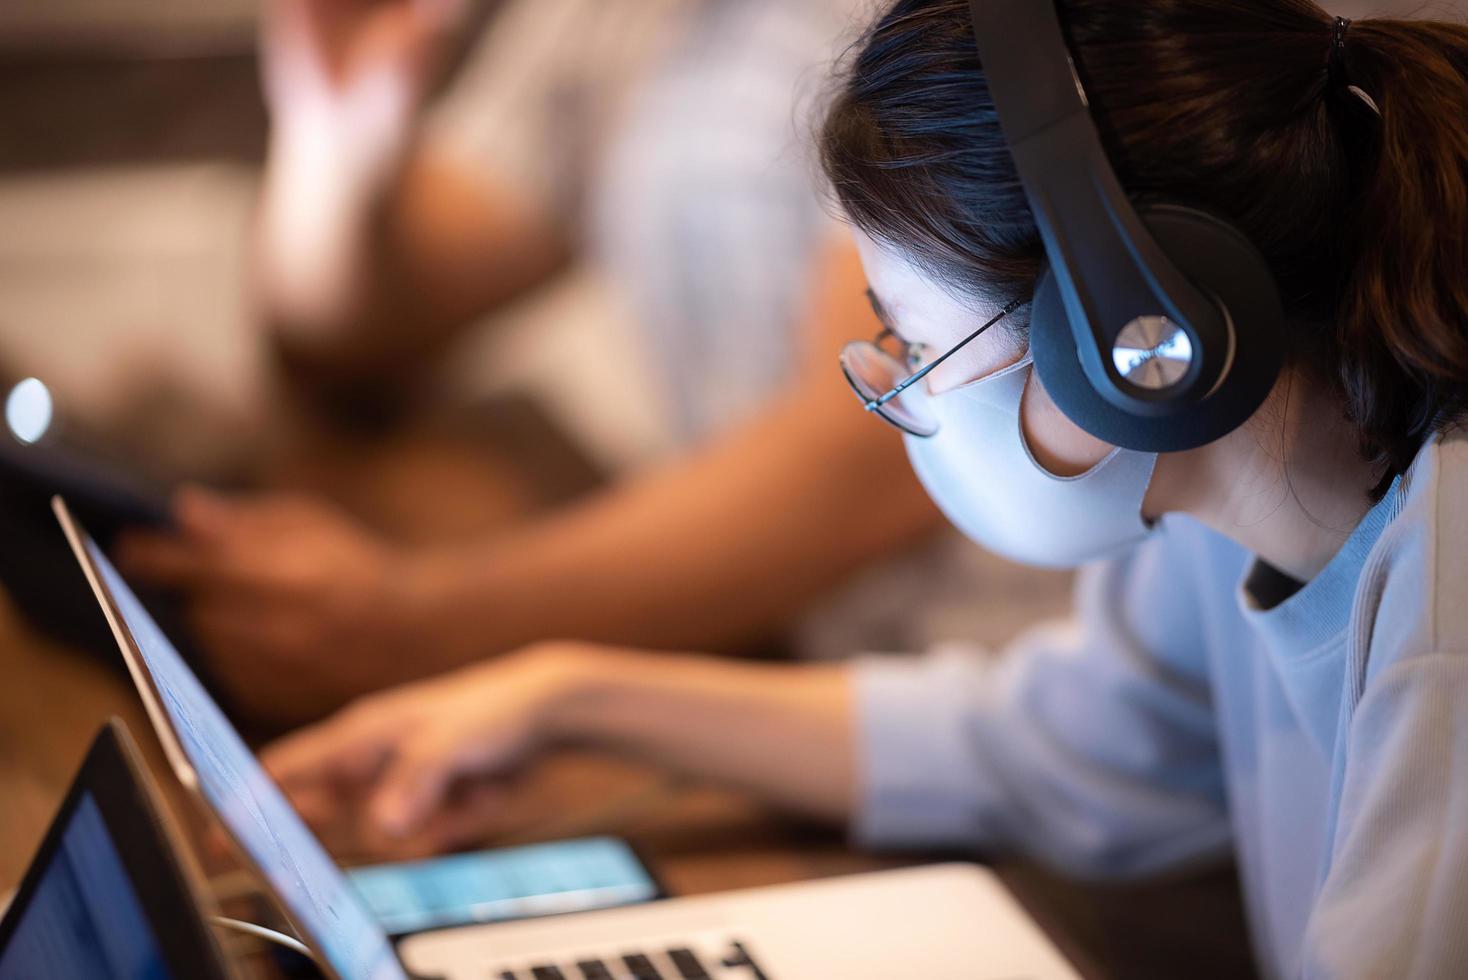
[576,961,614,980]
[498,973,518,980]
[622,952,665,979]
[665,947,711,979]
[530,968,566,980]
[721,941,770,980]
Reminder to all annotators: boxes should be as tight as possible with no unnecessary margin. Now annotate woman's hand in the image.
[261,643,859,858]
[261,645,589,853]
[116,487,441,725]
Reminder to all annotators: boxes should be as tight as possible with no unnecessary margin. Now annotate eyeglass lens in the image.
[839,341,938,437]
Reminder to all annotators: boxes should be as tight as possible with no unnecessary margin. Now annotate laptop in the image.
[0,719,231,980]
[56,497,1082,980]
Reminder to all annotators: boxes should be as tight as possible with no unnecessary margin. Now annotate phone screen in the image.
[346,836,660,936]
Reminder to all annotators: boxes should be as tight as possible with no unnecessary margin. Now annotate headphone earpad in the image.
[1029,203,1285,453]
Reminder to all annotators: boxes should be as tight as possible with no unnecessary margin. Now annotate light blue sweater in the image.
[855,429,1468,979]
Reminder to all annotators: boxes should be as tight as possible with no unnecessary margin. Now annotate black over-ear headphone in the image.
[967,0,1285,452]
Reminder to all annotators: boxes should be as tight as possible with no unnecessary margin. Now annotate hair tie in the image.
[1328,16,1382,117]
[1329,17,1352,83]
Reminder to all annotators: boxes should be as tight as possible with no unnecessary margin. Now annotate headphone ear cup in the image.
[1029,203,1285,453]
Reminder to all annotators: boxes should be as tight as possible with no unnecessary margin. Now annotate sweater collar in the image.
[1238,475,1403,656]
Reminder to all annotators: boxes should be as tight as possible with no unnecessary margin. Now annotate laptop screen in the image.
[82,535,408,980]
[0,793,172,979]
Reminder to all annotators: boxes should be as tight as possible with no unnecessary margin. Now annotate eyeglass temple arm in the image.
[866,298,1022,409]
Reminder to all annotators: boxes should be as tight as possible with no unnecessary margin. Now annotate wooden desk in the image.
[0,590,174,886]
[0,591,1255,980]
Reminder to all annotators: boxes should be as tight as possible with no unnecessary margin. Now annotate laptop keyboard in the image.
[491,937,771,979]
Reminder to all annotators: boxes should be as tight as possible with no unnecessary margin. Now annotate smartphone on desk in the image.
[347,836,663,937]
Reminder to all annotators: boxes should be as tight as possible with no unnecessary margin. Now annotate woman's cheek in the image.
[1020,370,1114,477]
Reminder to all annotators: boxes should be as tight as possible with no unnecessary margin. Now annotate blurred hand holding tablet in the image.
[0,377,176,658]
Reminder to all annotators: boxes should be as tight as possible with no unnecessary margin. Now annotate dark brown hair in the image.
[820,0,1468,492]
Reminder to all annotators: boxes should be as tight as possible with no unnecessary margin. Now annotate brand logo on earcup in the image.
[1112,316,1194,390]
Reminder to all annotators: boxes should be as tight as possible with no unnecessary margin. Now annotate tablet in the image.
[0,436,170,533]
[0,434,172,651]
[0,719,230,980]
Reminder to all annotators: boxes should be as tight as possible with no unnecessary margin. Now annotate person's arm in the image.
[256,0,571,388]
[1299,652,1468,977]
[260,147,571,385]
[852,520,1232,877]
[118,239,944,724]
[406,238,944,659]
[262,643,856,853]
[265,519,1232,868]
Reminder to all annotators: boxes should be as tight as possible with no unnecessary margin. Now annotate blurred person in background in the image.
[122,0,1057,727]
[262,0,1468,975]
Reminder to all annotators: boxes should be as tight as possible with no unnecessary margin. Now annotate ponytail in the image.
[1332,18,1468,491]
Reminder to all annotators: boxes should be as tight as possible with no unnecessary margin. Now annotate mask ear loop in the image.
[942,351,1034,395]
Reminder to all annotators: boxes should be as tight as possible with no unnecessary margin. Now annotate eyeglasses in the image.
[840,297,1022,437]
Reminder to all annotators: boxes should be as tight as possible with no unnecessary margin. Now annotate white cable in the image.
[208,915,314,958]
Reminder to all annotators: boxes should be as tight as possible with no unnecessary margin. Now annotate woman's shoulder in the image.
[1360,428,1468,678]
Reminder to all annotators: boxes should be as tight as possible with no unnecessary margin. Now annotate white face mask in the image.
[904,355,1158,569]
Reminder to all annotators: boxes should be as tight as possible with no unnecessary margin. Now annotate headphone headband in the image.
[965,0,1284,451]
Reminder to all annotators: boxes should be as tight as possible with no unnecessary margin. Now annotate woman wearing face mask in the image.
[264,1,1468,974]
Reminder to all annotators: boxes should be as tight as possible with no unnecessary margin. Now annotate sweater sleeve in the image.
[1300,652,1468,978]
[852,522,1233,878]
